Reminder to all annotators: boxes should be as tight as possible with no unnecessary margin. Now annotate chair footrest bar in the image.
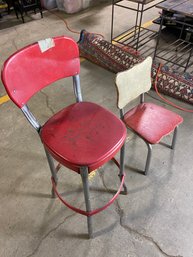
[51,171,125,217]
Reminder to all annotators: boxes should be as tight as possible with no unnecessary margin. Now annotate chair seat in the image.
[40,102,126,173]
[124,103,183,144]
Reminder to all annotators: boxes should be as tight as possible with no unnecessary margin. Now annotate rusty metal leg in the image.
[184,46,193,72]
[80,167,93,239]
[44,147,58,198]
[153,13,164,62]
[111,0,115,42]
[144,142,152,176]
[136,3,144,50]
[171,126,178,150]
[133,3,140,39]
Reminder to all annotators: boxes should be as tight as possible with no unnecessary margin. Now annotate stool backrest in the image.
[1,36,80,108]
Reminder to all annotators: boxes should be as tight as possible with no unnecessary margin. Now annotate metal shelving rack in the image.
[153,14,193,72]
[111,0,162,51]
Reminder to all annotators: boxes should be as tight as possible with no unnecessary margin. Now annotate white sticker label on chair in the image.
[38,38,55,53]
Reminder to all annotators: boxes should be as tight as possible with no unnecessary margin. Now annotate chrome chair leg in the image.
[171,126,178,150]
[44,147,58,197]
[144,142,152,175]
[119,143,128,195]
[80,167,93,239]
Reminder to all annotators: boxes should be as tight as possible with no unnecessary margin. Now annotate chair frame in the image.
[13,0,43,23]
[116,57,180,175]
[129,94,178,175]
[20,73,127,238]
[1,36,127,238]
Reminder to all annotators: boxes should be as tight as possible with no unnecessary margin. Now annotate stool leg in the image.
[44,147,58,198]
[21,11,24,23]
[119,143,127,195]
[37,0,43,18]
[39,6,43,18]
[80,167,93,239]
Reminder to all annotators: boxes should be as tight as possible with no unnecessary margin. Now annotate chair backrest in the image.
[1,36,80,108]
[115,56,152,109]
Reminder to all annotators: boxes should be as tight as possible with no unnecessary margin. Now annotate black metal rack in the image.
[153,14,193,72]
[111,0,163,51]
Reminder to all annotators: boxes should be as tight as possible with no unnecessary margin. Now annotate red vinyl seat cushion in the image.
[40,102,126,173]
[124,103,183,144]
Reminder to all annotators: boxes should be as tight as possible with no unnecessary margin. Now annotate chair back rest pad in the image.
[1,36,80,108]
[115,56,152,109]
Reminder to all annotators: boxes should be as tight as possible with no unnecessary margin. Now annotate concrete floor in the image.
[0,2,193,257]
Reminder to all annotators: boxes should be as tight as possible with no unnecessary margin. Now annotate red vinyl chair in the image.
[115,56,183,175]
[1,36,127,238]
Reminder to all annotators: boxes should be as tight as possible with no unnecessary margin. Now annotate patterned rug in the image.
[78,30,193,105]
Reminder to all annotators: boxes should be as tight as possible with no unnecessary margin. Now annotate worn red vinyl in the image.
[124,103,183,144]
[40,101,127,173]
[1,36,80,108]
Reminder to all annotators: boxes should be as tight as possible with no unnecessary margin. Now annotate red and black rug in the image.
[78,30,193,105]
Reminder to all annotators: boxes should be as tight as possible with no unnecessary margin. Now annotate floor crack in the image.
[119,211,183,257]
[24,212,76,257]
[98,169,183,257]
[40,91,55,115]
[12,39,18,51]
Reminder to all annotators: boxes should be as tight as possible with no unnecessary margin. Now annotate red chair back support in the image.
[1,36,80,108]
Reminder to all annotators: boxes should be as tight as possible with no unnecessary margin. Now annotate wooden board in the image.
[156,0,189,11]
[173,0,193,17]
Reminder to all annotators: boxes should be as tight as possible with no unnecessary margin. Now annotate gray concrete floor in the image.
[0,2,193,257]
